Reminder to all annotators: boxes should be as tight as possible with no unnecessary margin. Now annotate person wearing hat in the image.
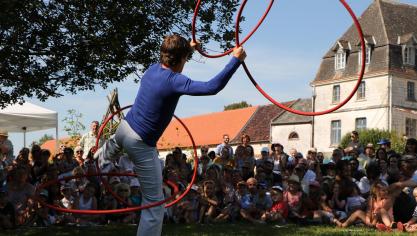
[359,143,376,169]
[284,175,304,220]
[377,138,397,158]
[0,129,14,167]
[255,147,272,171]
[262,185,287,223]
[130,178,142,207]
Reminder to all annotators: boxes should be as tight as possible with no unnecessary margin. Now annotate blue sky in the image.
[8,0,417,154]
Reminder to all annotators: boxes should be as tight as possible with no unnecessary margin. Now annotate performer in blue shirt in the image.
[96,34,246,236]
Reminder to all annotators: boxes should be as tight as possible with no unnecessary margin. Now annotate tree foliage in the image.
[62,109,85,138]
[340,129,405,154]
[224,101,252,111]
[0,0,240,107]
[38,134,54,146]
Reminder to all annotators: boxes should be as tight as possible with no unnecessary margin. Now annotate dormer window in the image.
[398,34,416,66]
[358,46,371,65]
[333,40,350,70]
[335,50,346,70]
[403,46,416,66]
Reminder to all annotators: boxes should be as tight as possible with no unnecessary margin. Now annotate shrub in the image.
[340,129,405,154]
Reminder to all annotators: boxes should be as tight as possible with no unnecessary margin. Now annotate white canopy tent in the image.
[0,102,58,147]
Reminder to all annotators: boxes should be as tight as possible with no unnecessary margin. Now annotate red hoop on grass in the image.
[35,172,179,215]
[236,0,366,116]
[192,0,274,58]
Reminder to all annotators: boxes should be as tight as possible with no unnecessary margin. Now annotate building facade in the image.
[311,0,417,153]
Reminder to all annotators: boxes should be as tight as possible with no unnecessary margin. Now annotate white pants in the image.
[98,120,164,236]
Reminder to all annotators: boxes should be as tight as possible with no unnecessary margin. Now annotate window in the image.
[355,118,367,131]
[406,118,417,138]
[288,132,299,140]
[335,51,346,70]
[358,47,371,65]
[357,81,366,99]
[404,46,416,66]
[331,120,341,145]
[332,85,340,103]
[407,81,415,101]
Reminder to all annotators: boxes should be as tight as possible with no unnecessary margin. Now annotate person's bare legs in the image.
[379,208,393,227]
[336,210,367,228]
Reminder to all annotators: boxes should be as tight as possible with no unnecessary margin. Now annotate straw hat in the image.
[0,129,8,137]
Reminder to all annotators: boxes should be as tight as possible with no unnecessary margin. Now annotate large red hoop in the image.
[35,173,179,215]
[94,105,199,209]
[192,0,274,58]
[236,0,366,116]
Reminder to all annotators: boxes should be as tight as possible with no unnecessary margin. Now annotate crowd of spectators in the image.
[2,127,417,232]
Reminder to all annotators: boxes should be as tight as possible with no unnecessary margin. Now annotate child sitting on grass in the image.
[335,180,403,232]
[261,185,287,223]
[199,180,219,223]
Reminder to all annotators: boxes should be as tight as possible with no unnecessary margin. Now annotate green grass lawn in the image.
[0,224,410,236]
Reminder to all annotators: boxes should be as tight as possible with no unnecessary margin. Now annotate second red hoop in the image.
[94,105,199,209]
[35,172,179,215]
[192,0,274,58]
[236,0,366,116]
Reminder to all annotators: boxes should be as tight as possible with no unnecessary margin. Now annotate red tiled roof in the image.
[231,101,296,144]
[157,106,258,150]
[41,137,79,154]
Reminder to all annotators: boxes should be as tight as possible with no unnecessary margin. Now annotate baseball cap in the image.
[130,178,140,188]
[271,185,283,192]
[377,138,391,145]
[261,147,269,153]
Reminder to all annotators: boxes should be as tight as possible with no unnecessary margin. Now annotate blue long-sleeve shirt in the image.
[125,57,241,147]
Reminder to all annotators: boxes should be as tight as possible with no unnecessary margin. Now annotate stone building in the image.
[311,0,417,152]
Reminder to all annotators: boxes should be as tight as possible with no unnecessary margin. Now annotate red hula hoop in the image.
[93,105,198,210]
[34,173,179,215]
[192,0,274,58]
[236,0,366,116]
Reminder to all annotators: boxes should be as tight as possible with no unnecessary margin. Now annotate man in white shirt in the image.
[78,121,103,159]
